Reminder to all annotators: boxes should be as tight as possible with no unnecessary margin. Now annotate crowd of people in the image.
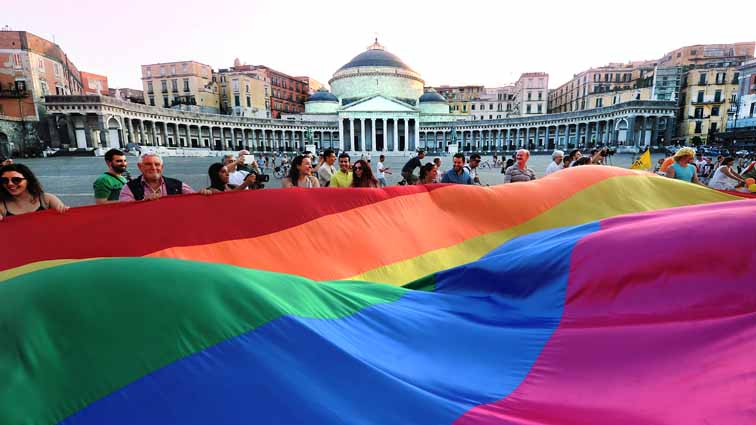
[2,145,755,220]
[652,147,755,190]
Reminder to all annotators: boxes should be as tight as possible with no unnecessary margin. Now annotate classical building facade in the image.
[0,30,83,155]
[42,40,677,154]
[141,61,219,113]
[80,71,109,95]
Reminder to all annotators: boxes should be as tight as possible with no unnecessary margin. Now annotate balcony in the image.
[691,97,723,105]
[0,89,29,98]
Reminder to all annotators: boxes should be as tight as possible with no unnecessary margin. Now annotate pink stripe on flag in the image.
[455,200,756,425]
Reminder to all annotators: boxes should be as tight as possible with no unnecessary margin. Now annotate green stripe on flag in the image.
[0,257,407,425]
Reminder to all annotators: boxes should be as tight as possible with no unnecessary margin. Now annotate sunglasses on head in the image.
[0,177,25,185]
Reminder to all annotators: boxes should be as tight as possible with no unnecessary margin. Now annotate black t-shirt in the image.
[402,156,422,173]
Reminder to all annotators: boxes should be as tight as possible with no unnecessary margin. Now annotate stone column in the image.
[381,118,387,152]
[139,121,147,145]
[150,122,157,147]
[348,119,355,152]
[625,116,636,146]
[404,119,409,152]
[338,119,345,152]
[359,118,365,152]
[393,119,399,152]
[126,119,134,144]
[664,117,674,146]
[414,119,420,153]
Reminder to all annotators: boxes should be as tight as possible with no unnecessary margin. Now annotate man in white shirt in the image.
[544,150,565,176]
[317,149,337,187]
[376,154,391,187]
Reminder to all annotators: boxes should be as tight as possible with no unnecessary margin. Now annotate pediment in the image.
[340,95,417,113]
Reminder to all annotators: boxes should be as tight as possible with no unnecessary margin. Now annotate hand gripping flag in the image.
[1,166,755,425]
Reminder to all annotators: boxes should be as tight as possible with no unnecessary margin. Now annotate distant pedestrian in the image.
[376,154,391,187]
[401,150,425,184]
[1,163,68,220]
[93,148,129,204]
[544,150,564,176]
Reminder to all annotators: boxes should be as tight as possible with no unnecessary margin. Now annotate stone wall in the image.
[0,119,40,156]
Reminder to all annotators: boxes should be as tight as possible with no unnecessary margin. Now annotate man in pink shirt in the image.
[119,153,195,201]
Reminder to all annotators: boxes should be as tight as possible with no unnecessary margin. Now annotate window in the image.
[38,58,45,72]
[613,95,618,105]
[160,67,166,76]
[710,122,718,132]
[246,96,251,107]
[690,49,697,56]
[538,91,542,100]
[595,98,603,108]
[694,107,703,118]
[183,79,189,92]
[732,93,737,103]
[171,65,176,75]
[711,106,720,116]
[53,63,61,77]
[489,115,493,120]
[234,95,240,107]
[163,97,169,107]
[171,79,178,92]
[161,80,167,93]
[732,72,740,84]
[472,104,476,110]
[149,96,155,106]
[698,73,707,85]
[147,81,154,94]
[489,104,493,110]
[695,121,702,134]
[527,92,532,101]
[13,53,22,69]
[526,104,532,113]
[697,91,704,103]
[40,81,49,95]
[537,104,542,113]
[714,90,721,102]
[750,103,755,117]
[182,63,188,73]
[146,67,152,77]
[232,79,239,92]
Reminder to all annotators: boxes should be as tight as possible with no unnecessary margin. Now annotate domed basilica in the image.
[300,39,455,152]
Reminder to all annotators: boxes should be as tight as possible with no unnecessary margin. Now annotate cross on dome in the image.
[367,37,384,51]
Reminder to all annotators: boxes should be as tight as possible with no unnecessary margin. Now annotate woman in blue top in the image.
[665,147,704,185]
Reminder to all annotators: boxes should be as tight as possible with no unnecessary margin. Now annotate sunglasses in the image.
[0,177,25,185]
[353,166,363,170]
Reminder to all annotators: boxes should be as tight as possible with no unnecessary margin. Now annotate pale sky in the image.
[6,0,755,90]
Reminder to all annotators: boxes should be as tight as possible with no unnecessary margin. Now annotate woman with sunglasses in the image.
[0,163,68,220]
[350,159,379,188]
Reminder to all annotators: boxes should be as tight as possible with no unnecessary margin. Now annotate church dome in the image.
[419,90,447,103]
[307,89,339,102]
[329,39,424,103]
[337,40,415,73]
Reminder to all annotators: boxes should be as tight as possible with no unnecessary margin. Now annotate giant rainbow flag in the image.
[1,166,755,425]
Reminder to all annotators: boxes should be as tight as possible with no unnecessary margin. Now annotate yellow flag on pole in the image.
[630,149,652,170]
